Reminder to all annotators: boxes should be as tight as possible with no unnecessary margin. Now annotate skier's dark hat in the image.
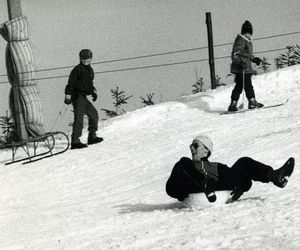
[241,20,253,35]
[79,49,93,60]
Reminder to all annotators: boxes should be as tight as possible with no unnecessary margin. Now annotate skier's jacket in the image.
[230,34,257,74]
[65,63,96,97]
[165,157,226,201]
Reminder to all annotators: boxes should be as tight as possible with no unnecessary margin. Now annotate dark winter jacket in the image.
[65,63,96,97]
[166,157,225,201]
[194,160,218,181]
[230,34,257,74]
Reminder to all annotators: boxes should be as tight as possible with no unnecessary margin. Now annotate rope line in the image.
[50,105,68,131]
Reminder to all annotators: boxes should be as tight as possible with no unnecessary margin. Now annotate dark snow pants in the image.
[71,94,98,144]
[231,73,255,101]
[216,157,272,192]
[166,157,272,201]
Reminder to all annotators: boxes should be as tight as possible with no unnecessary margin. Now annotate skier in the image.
[64,49,103,149]
[165,134,295,203]
[228,20,264,112]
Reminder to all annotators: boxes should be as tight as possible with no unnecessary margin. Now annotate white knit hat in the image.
[193,134,213,153]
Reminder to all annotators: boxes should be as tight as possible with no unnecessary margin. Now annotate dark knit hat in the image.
[241,20,253,35]
[79,49,93,60]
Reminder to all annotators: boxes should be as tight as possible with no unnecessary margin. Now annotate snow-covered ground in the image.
[1,65,300,249]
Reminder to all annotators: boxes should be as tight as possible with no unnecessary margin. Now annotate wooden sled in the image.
[2,131,69,165]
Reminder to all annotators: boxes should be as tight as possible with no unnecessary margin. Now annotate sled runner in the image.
[182,191,231,209]
[3,131,69,165]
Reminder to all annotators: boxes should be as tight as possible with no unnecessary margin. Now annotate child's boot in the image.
[228,100,238,112]
[71,140,88,150]
[88,132,103,145]
[248,98,264,109]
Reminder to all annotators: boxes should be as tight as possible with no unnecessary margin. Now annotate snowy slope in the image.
[0,65,300,250]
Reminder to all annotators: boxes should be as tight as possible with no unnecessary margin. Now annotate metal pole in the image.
[7,0,22,20]
[205,12,216,89]
[6,0,27,141]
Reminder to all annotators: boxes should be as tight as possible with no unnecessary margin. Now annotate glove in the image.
[204,179,217,203]
[253,57,262,66]
[92,92,97,102]
[206,191,217,203]
[230,187,244,201]
[64,95,72,105]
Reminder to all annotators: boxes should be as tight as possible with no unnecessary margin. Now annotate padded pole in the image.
[6,0,28,141]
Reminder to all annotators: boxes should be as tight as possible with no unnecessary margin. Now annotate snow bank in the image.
[0,65,300,249]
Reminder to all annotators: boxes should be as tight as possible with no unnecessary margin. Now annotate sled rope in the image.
[50,104,68,131]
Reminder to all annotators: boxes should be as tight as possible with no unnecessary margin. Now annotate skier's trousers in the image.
[231,73,255,101]
[71,93,98,143]
[216,157,272,192]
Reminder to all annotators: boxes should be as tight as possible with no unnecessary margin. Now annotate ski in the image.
[219,98,289,115]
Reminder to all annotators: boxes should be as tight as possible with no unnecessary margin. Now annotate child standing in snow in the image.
[228,20,264,112]
[166,134,294,203]
[64,49,103,149]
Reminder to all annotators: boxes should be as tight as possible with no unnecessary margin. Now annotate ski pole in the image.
[239,68,245,110]
[242,68,245,109]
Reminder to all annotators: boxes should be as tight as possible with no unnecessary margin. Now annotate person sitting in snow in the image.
[228,20,264,112]
[64,49,103,149]
[165,134,294,203]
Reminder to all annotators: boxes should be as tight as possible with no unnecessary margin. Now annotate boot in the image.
[88,132,103,145]
[228,100,238,112]
[268,157,295,188]
[248,98,264,109]
[71,141,88,150]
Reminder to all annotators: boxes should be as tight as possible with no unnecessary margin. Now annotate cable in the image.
[254,32,300,41]
[0,47,290,84]
[0,31,299,78]
[92,47,288,74]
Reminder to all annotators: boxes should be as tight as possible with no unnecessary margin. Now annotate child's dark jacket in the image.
[230,34,257,74]
[65,63,96,96]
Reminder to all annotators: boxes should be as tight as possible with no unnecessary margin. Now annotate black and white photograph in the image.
[0,0,299,249]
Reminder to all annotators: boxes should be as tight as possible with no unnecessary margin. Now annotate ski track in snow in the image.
[0,65,300,249]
